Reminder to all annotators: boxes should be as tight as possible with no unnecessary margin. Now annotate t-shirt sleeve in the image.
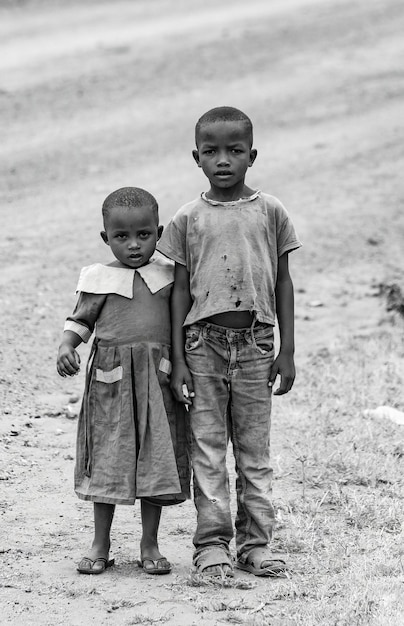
[274,199,302,257]
[157,212,187,266]
[64,292,107,342]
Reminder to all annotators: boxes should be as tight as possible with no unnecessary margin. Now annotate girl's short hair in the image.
[102,187,159,225]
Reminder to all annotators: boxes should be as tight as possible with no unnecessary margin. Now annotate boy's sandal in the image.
[77,556,115,575]
[137,556,172,575]
[236,547,286,577]
[193,546,234,578]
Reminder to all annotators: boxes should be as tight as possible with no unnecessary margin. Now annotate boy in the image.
[157,107,301,578]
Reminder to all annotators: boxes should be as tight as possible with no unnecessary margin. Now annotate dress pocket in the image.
[92,365,123,425]
[95,365,123,383]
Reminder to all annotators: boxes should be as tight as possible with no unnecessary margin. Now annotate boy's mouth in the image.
[215,171,232,177]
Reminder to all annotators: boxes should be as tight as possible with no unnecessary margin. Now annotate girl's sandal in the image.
[137,556,172,575]
[77,556,115,575]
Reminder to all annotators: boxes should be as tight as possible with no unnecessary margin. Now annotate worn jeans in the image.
[185,320,275,559]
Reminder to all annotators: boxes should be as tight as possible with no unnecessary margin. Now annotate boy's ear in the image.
[100,231,109,245]
[248,149,257,167]
[157,225,164,240]
[192,149,201,167]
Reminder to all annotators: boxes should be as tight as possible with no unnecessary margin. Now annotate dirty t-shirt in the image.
[157,191,302,326]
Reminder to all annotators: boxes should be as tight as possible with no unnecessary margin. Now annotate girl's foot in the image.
[139,541,171,574]
[77,555,115,574]
[138,555,171,574]
[77,542,113,574]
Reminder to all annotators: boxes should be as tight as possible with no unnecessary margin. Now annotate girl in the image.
[57,187,190,575]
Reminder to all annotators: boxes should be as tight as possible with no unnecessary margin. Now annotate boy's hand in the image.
[268,352,295,395]
[171,361,195,406]
[57,343,81,377]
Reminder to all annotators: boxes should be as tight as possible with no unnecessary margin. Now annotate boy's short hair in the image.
[102,187,159,225]
[195,106,253,146]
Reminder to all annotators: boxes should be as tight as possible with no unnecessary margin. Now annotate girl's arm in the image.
[269,252,296,395]
[57,330,82,377]
[170,262,194,405]
[56,292,105,377]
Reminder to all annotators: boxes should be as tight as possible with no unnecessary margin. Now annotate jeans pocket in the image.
[185,326,202,352]
[251,328,275,355]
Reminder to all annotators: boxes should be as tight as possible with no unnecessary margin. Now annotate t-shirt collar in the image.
[201,190,261,206]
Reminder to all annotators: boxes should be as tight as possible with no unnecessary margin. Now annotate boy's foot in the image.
[77,556,115,575]
[137,556,172,575]
[236,547,286,577]
[193,546,234,578]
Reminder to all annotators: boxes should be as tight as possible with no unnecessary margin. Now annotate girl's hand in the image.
[171,361,194,406]
[268,352,295,395]
[57,343,81,377]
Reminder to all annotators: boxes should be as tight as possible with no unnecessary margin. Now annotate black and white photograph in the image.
[1,0,403,624]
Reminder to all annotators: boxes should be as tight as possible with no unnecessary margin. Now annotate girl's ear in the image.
[192,149,202,167]
[100,231,109,245]
[249,148,257,167]
[157,225,164,240]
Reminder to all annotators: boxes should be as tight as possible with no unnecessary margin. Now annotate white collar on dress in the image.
[76,254,174,298]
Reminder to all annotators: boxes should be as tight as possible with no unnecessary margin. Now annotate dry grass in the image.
[267,322,404,625]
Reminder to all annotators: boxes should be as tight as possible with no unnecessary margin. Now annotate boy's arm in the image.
[57,330,82,377]
[269,252,296,395]
[170,262,194,405]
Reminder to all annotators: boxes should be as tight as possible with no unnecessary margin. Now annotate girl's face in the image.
[101,205,162,268]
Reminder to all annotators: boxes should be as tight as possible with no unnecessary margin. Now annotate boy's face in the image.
[193,120,256,191]
[101,205,162,268]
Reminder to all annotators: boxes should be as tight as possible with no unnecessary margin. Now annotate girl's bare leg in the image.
[77,503,115,573]
[140,501,171,572]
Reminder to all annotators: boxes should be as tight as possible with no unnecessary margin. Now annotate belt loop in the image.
[250,312,258,350]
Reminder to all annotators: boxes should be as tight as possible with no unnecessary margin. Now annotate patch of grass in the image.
[187,571,257,589]
[168,525,193,536]
[125,615,170,625]
[269,326,404,624]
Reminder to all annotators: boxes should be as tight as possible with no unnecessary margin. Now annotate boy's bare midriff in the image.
[204,310,254,328]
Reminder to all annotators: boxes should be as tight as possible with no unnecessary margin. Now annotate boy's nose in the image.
[128,239,140,249]
[217,151,230,166]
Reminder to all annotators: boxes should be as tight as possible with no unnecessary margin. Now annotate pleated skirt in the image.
[74,339,190,505]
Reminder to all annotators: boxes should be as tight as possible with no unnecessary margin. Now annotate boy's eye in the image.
[139,232,151,240]
[231,148,243,154]
[203,149,215,155]
[116,233,127,240]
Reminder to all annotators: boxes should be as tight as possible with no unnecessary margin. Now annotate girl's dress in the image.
[64,255,190,506]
